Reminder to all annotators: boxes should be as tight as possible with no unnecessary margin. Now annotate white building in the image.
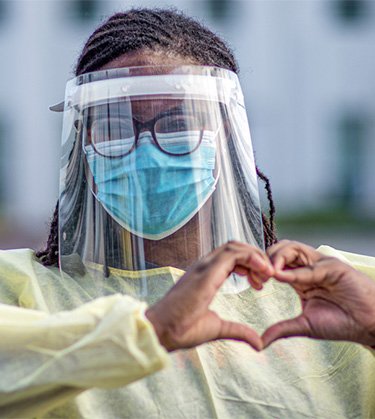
[0,0,375,247]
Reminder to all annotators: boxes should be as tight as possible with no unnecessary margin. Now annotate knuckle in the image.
[330,259,352,278]
[324,257,344,270]
[223,241,240,253]
[290,240,303,248]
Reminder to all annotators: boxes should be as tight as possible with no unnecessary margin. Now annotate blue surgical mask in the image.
[85,132,218,240]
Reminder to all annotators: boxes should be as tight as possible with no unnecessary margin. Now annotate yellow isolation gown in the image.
[0,245,373,418]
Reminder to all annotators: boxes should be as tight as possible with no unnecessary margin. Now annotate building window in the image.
[205,0,233,21]
[70,0,100,21]
[0,0,7,24]
[337,112,367,207]
[332,0,369,24]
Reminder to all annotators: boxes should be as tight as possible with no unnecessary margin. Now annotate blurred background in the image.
[0,0,375,255]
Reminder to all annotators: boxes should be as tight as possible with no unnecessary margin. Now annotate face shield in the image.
[58,66,263,295]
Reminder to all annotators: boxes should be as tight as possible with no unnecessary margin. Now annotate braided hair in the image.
[75,8,239,76]
[37,8,277,266]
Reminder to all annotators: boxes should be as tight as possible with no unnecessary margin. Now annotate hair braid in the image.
[38,7,276,266]
[36,202,59,265]
[256,167,277,247]
[75,9,238,76]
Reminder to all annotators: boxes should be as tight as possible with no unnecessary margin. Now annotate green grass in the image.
[275,207,375,233]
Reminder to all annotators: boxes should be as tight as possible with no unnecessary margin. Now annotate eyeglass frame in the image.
[81,106,206,159]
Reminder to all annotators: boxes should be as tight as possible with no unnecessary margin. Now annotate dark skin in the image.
[146,238,375,352]
[262,240,375,349]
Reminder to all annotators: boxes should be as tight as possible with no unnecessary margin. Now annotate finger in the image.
[233,266,263,289]
[249,252,274,275]
[248,273,264,290]
[274,265,319,287]
[233,266,270,288]
[267,241,299,271]
[200,242,274,290]
[233,265,254,277]
[267,240,321,271]
[262,315,311,348]
[222,242,274,274]
[217,318,263,351]
[266,240,294,268]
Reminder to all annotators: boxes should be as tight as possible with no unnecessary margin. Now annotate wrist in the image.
[145,307,162,339]
[145,307,173,352]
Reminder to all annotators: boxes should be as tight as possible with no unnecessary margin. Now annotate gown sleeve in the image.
[0,250,169,418]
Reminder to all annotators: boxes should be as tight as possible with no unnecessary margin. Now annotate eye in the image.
[90,116,135,144]
[155,114,201,134]
[154,114,202,154]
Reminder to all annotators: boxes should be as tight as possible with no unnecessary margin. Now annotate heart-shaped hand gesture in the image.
[262,240,375,349]
[146,240,375,352]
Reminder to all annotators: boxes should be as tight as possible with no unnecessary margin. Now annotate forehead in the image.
[98,49,198,72]
[85,98,184,121]
[85,98,217,124]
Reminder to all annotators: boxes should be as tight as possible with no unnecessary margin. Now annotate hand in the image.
[146,241,275,352]
[262,240,375,348]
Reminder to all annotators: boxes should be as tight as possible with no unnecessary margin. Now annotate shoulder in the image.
[0,248,61,308]
[0,248,39,270]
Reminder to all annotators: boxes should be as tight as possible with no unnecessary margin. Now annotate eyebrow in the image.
[86,101,203,129]
[129,104,186,124]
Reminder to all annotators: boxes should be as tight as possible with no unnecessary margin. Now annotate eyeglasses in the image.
[85,107,207,158]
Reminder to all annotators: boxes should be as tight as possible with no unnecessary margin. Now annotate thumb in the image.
[217,318,263,351]
[262,315,311,348]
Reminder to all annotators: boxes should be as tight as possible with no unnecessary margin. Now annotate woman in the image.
[0,8,373,418]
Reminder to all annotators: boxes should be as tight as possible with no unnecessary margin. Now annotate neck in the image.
[142,210,213,270]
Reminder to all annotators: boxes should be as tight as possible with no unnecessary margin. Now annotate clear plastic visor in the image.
[59,66,263,297]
